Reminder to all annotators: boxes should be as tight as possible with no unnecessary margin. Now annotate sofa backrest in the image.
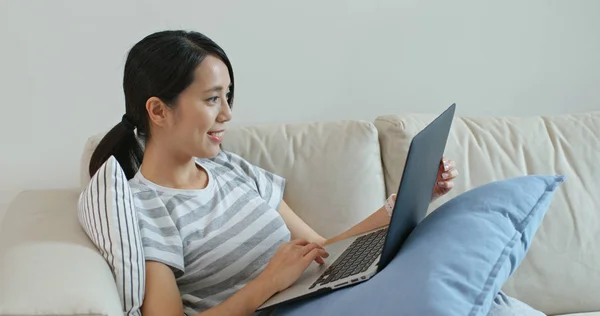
[374,111,600,315]
[80,120,387,239]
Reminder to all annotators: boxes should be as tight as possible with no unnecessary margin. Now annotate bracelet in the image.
[384,194,396,216]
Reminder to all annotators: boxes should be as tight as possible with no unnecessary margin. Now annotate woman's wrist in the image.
[204,275,276,316]
[253,271,280,300]
[227,274,277,315]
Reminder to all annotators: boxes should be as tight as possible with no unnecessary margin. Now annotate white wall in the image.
[1,0,599,196]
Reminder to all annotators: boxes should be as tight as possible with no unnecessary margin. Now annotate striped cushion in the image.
[77,156,144,316]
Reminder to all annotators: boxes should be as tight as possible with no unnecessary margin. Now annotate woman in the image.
[89,30,541,316]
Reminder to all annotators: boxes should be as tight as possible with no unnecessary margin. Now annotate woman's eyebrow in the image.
[203,84,232,93]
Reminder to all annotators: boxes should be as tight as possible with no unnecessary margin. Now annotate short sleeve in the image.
[130,185,185,277]
[220,151,286,210]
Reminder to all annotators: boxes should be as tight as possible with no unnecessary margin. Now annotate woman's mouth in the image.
[207,130,225,143]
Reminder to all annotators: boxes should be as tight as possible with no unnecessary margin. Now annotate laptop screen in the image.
[377,103,456,272]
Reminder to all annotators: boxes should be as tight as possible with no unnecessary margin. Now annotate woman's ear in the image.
[145,97,170,127]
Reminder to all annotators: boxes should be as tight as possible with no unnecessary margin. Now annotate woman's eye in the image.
[207,96,219,103]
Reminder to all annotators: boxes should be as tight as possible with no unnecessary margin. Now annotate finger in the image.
[441,169,459,180]
[439,160,447,172]
[442,159,456,172]
[448,169,459,178]
[292,239,310,246]
[446,160,456,171]
[301,242,324,256]
[304,248,328,265]
[315,250,329,264]
[437,180,454,190]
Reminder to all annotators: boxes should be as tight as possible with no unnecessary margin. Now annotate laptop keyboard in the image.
[309,228,388,289]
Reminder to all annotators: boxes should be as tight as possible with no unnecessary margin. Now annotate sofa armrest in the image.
[0,190,122,316]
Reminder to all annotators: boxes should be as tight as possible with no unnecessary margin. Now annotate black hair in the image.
[88,30,234,179]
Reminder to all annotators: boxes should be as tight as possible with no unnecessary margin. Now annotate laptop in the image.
[257,103,457,311]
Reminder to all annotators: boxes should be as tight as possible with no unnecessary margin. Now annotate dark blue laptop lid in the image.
[377,103,456,272]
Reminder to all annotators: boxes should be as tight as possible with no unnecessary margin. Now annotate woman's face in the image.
[151,55,232,160]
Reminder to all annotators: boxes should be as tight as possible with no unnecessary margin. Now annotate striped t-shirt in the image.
[129,150,291,315]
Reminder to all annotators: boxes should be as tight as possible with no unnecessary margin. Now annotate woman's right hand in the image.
[259,239,329,293]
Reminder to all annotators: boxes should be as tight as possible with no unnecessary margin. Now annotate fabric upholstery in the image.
[0,190,123,316]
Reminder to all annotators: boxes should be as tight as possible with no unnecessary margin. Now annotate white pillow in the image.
[77,155,145,316]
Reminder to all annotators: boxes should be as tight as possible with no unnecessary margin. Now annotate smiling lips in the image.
[207,130,225,143]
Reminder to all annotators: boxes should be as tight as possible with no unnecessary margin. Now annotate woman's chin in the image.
[195,145,221,159]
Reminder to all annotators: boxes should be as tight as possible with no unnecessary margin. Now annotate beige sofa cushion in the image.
[0,190,123,316]
[374,111,600,315]
[221,120,387,238]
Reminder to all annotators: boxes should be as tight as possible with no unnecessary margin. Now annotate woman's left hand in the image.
[432,157,458,201]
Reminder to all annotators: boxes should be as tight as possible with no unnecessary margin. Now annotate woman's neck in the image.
[139,140,209,190]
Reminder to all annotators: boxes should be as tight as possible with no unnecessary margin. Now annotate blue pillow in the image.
[274,175,565,316]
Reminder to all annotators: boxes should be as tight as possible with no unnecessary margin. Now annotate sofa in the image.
[1,110,598,316]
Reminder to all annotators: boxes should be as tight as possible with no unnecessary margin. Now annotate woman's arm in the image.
[278,200,327,245]
[198,275,278,316]
[278,200,390,247]
[323,206,390,245]
[142,261,184,315]
[142,261,276,316]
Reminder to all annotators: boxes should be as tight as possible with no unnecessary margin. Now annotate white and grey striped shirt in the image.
[129,150,291,315]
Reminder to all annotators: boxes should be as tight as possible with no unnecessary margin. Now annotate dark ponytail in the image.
[88,30,235,179]
[88,115,144,180]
